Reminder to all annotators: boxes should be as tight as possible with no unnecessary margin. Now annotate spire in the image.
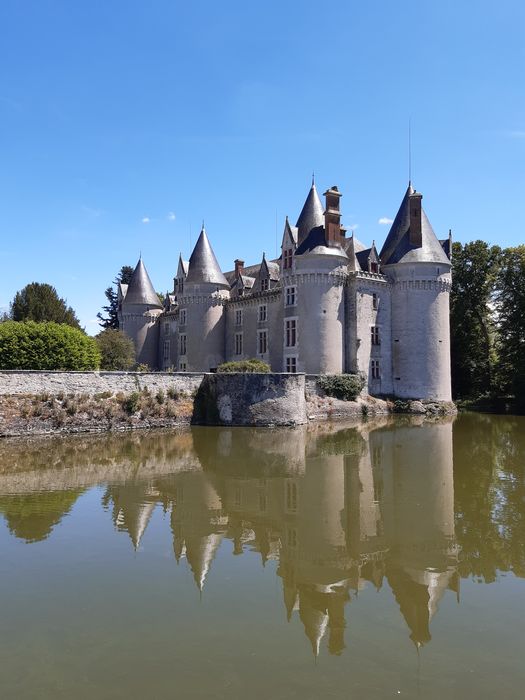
[379,184,450,266]
[296,181,324,245]
[185,226,229,288]
[123,258,163,307]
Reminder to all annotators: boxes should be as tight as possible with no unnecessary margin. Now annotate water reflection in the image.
[0,414,523,657]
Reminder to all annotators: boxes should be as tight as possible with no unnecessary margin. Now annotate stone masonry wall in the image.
[0,371,204,397]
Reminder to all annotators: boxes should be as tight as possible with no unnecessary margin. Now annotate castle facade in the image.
[118,180,452,401]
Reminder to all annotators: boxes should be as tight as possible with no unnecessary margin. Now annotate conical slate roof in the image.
[379,184,450,266]
[185,227,229,288]
[123,258,163,307]
[296,183,325,245]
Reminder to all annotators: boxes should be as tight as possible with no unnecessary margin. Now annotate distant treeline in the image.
[451,242,525,407]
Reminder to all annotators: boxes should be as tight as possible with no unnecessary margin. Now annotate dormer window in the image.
[283,249,293,269]
[261,278,269,291]
[370,262,378,273]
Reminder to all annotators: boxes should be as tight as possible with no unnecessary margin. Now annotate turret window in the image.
[371,359,380,379]
[180,309,187,325]
[258,304,267,322]
[261,278,269,291]
[163,340,170,363]
[235,332,243,355]
[371,326,380,345]
[285,319,297,347]
[285,286,296,306]
[179,334,187,356]
[283,249,293,269]
[235,309,243,326]
[258,330,268,355]
[372,293,378,310]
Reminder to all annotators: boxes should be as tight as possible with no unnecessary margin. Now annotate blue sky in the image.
[1,0,523,331]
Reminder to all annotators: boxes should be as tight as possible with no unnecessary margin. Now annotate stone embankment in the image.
[0,370,456,437]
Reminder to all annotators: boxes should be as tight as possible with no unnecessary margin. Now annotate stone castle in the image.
[118,180,452,401]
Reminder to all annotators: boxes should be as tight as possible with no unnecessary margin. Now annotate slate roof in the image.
[296,183,325,245]
[123,259,163,307]
[185,227,229,288]
[379,184,450,266]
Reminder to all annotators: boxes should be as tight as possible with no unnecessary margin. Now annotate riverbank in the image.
[0,370,456,437]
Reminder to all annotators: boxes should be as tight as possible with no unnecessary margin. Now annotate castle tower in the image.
[291,183,348,374]
[119,257,163,368]
[181,226,230,371]
[379,185,452,401]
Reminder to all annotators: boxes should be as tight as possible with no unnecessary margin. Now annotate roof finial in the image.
[408,117,412,186]
[202,219,205,231]
[312,171,315,187]
[139,250,142,260]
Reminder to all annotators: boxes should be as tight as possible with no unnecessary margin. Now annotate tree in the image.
[0,321,100,370]
[450,241,501,398]
[96,328,136,370]
[97,265,134,329]
[494,246,525,400]
[10,283,81,329]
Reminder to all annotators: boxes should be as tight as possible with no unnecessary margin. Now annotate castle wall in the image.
[120,306,162,369]
[158,312,178,371]
[179,285,229,372]
[386,263,452,401]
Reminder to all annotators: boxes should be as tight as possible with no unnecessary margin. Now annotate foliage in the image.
[216,358,271,373]
[317,373,365,401]
[95,329,136,371]
[97,265,134,329]
[494,246,525,402]
[135,363,150,372]
[10,282,81,329]
[450,241,501,398]
[0,321,100,370]
[121,391,141,414]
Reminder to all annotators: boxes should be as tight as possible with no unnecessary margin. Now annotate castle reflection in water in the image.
[0,419,464,654]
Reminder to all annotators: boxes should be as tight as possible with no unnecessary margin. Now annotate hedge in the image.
[217,358,271,373]
[317,373,365,401]
[0,321,101,370]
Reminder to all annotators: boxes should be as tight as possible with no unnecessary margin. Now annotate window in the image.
[235,332,243,355]
[179,333,187,356]
[370,262,379,273]
[261,278,269,291]
[179,309,187,325]
[164,322,170,335]
[163,339,170,362]
[258,330,268,355]
[258,304,267,322]
[285,286,296,306]
[283,249,293,269]
[178,279,184,294]
[371,359,380,379]
[285,319,297,347]
[235,309,242,326]
[179,361,186,371]
[371,326,380,346]
[372,293,378,310]
[259,492,267,512]
[285,356,297,373]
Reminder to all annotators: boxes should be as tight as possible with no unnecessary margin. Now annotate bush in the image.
[0,321,100,370]
[121,391,140,415]
[317,373,365,401]
[217,358,271,373]
[95,329,136,371]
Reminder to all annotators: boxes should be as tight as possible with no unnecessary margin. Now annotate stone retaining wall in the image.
[0,371,204,397]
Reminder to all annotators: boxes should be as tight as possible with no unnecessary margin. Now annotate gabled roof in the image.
[123,258,163,307]
[186,227,229,288]
[282,216,298,247]
[296,183,325,245]
[356,244,379,272]
[379,184,450,266]
[177,255,189,278]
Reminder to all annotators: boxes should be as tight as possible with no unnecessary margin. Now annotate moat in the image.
[0,413,523,699]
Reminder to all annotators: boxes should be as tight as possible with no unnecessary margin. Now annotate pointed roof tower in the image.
[296,181,325,246]
[123,258,163,307]
[185,226,229,288]
[379,184,450,266]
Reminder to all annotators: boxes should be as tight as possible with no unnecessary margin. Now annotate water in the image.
[0,413,523,699]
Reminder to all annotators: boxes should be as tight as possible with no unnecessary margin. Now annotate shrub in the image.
[156,389,165,404]
[135,363,150,372]
[317,374,365,401]
[167,386,179,400]
[95,329,136,371]
[217,358,271,373]
[0,321,100,370]
[121,391,140,415]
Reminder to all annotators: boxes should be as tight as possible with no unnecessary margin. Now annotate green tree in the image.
[10,283,81,329]
[97,265,134,329]
[450,241,501,398]
[96,328,136,370]
[494,246,525,400]
[0,321,100,370]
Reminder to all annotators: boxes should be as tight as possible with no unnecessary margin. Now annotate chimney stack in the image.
[234,259,245,279]
[323,186,343,246]
[409,192,423,248]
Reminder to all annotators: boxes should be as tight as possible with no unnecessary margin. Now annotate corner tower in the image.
[379,185,452,401]
[119,257,163,368]
[181,226,230,371]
